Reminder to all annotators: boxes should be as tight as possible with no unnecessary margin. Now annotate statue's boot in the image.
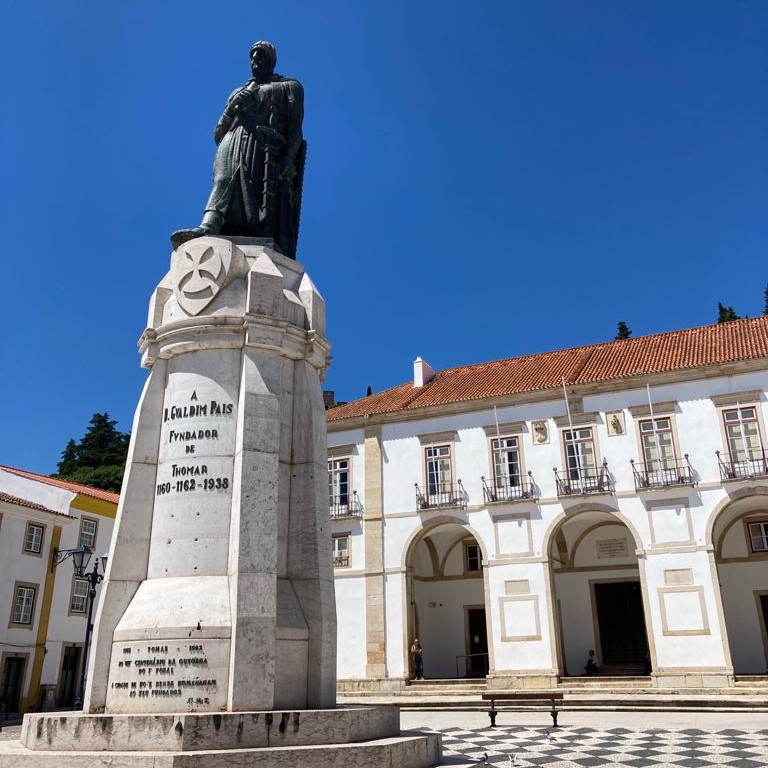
[170,211,223,250]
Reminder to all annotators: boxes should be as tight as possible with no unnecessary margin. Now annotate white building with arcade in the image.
[327,317,768,690]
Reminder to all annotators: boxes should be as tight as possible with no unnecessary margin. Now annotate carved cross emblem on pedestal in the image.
[171,239,234,315]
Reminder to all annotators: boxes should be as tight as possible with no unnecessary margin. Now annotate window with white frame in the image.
[748,521,768,553]
[78,517,98,549]
[24,523,44,554]
[464,541,482,572]
[328,457,350,516]
[723,407,764,464]
[491,436,521,490]
[425,444,453,498]
[639,417,676,469]
[70,577,89,614]
[564,428,597,477]
[332,534,350,568]
[11,585,37,625]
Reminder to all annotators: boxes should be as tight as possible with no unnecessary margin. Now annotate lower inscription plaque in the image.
[105,639,230,713]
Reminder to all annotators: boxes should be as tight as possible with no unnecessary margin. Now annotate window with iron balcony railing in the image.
[716,449,768,481]
[481,472,537,503]
[554,461,613,496]
[329,490,363,519]
[415,480,466,510]
[630,456,695,490]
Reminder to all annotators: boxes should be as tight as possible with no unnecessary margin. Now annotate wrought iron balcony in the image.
[415,480,466,510]
[630,456,695,490]
[716,450,768,481]
[554,462,612,496]
[332,555,350,568]
[329,490,363,520]
[481,472,538,503]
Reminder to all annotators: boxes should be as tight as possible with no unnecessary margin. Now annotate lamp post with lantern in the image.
[52,545,108,709]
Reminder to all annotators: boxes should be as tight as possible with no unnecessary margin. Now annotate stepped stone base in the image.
[0,706,441,768]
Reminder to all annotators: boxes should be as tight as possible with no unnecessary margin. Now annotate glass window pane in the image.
[79,519,97,549]
[13,587,35,624]
[70,578,89,613]
[25,524,43,554]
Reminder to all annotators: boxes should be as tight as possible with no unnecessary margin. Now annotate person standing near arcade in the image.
[411,638,424,680]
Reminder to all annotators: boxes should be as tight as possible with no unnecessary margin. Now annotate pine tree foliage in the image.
[763,283,768,316]
[717,302,740,323]
[55,412,130,492]
[615,321,632,340]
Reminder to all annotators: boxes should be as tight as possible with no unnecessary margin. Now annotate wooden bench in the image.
[481,691,564,727]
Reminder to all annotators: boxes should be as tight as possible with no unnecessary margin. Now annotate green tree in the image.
[615,321,632,340]
[717,302,740,323]
[55,412,130,492]
[763,283,768,316]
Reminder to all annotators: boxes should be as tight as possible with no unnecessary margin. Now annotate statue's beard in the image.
[251,65,273,82]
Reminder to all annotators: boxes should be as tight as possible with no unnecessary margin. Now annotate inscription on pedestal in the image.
[106,640,230,712]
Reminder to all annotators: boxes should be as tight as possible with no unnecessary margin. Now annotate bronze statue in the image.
[172,41,305,259]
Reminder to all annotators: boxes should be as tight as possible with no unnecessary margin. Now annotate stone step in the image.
[734,675,768,688]
[559,676,651,689]
[408,678,487,687]
[0,733,442,768]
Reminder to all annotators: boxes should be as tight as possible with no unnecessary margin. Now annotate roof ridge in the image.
[430,315,768,377]
[0,465,120,503]
[326,315,768,423]
[0,491,72,518]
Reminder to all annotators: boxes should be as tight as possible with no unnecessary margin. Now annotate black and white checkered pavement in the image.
[430,725,768,767]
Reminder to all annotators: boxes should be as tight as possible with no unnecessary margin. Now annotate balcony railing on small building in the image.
[554,462,612,496]
[332,554,350,568]
[630,456,695,490]
[716,450,768,481]
[329,490,363,520]
[481,472,538,503]
[415,480,466,510]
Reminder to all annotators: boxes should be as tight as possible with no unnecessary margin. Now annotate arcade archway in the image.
[711,494,768,674]
[547,508,651,676]
[405,522,489,679]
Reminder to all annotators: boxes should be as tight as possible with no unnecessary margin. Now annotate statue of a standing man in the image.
[172,41,305,259]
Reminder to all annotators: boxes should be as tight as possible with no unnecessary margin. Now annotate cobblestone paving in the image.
[429,725,768,767]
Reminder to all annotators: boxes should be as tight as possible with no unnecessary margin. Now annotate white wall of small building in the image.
[0,469,116,710]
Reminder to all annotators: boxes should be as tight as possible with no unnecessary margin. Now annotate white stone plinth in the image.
[1,706,441,768]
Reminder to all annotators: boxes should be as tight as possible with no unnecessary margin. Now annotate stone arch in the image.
[401,514,491,570]
[705,484,768,550]
[541,501,645,560]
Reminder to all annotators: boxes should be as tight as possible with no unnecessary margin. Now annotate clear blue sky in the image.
[1,1,766,475]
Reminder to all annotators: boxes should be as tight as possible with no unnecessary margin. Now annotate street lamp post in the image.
[52,545,108,710]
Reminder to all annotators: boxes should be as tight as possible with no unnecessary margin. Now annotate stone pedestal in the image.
[85,237,335,715]
[0,237,440,766]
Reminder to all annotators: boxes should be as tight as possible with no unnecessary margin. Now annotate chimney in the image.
[413,357,435,387]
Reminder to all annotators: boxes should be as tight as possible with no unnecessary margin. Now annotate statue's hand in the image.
[227,88,254,116]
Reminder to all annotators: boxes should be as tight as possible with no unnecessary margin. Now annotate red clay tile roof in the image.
[327,316,768,423]
[0,491,72,518]
[0,466,120,504]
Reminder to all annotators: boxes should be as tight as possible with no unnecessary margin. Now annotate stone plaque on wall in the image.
[596,537,628,559]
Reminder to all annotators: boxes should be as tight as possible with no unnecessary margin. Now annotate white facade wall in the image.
[330,369,768,686]
[0,470,116,713]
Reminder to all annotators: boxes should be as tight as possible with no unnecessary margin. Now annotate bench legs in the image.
[486,699,560,728]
